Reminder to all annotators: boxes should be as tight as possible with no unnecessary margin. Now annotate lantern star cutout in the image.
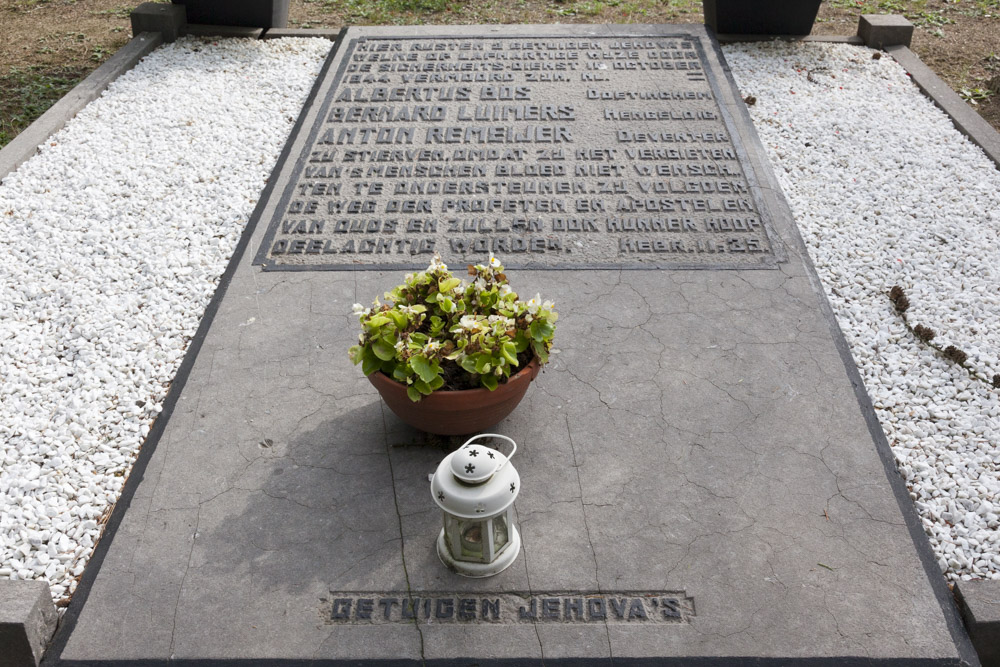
[510,482,516,493]
[437,492,445,501]
[465,463,475,474]
[469,449,479,457]
[487,452,495,459]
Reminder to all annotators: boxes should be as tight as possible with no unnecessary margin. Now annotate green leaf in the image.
[460,356,479,373]
[428,375,445,390]
[481,374,498,391]
[348,345,364,365]
[475,355,491,374]
[410,355,438,383]
[439,296,454,313]
[501,341,518,365]
[531,340,549,364]
[367,314,391,329]
[439,277,461,293]
[372,338,396,361]
[414,379,433,395]
[529,319,555,342]
[407,386,422,402]
[361,352,381,376]
[387,311,407,329]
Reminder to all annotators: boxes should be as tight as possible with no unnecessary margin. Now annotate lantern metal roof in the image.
[431,434,520,519]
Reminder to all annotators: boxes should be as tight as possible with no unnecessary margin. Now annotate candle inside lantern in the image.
[460,522,483,558]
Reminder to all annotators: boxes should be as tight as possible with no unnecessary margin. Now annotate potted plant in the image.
[702,0,823,36]
[349,255,557,435]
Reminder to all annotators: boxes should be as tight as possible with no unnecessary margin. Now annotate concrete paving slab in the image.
[0,581,56,667]
[51,24,976,666]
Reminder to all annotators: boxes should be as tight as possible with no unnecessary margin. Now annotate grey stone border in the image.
[0,32,163,184]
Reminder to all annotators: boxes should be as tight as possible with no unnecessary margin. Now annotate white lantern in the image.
[430,434,521,577]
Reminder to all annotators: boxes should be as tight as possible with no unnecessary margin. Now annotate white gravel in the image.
[0,36,331,605]
[724,41,1000,582]
[1,36,997,610]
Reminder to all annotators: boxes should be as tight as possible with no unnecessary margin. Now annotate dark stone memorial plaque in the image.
[253,27,786,270]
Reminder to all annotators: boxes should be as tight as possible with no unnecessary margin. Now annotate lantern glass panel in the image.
[456,518,485,561]
[492,514,509,553]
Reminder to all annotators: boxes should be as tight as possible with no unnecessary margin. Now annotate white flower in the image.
[428,254,448,272]
[525,293,542,315]
[459,315,484,331]
[499,284,513,297]
[423,340,442,354]
[489,254,502,269]
[352,303,371,318]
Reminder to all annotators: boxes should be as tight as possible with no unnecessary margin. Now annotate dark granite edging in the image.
[0,32,163,184]
[50,656,976,666]
[38,28,349,667]
[714,33,864,44]
[708,29,981,667]
[886,45,1000,169]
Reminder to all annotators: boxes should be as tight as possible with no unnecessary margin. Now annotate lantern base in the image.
[436,526,521,578]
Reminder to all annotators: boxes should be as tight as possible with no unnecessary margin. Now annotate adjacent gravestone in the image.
[56,24,975,666]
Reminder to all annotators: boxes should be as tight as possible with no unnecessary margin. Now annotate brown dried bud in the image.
[894,296,910,313]
[467,264,476,276]
[993,374,1000,389]
[944,346,968,365]
[872,52,882,60]
[913,325,936,342]
[744,95,757,106]
[889,285,905,303]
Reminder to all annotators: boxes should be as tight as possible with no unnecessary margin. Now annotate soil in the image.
[0,0,998,140]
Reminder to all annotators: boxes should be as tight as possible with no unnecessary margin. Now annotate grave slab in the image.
[53,24,975,665]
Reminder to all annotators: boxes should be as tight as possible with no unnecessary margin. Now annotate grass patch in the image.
[0,66,88,149]
[306,0,460,23]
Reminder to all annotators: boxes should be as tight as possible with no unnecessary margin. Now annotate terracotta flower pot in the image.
[368,357,541,436]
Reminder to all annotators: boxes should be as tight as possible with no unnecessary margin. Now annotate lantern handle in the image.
[460,433,516,471]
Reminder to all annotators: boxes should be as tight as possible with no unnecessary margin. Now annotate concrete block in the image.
[0,581,57,667]
[130,2,186,43]
[859,14,914,48]
[956,580,1000,667]
[261,28,341,40]
[182,24,264,39]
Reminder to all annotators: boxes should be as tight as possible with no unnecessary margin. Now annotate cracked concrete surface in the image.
[59,24,969,664]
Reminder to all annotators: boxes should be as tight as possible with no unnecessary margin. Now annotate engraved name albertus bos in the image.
[325,592,695,624]
[255,29,784,271]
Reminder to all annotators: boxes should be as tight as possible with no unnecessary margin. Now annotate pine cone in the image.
[992,374,1000,389]
[913,325,936,342]
[894,295,910,313]
[889,285,905,303]
[944,346,968,365]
